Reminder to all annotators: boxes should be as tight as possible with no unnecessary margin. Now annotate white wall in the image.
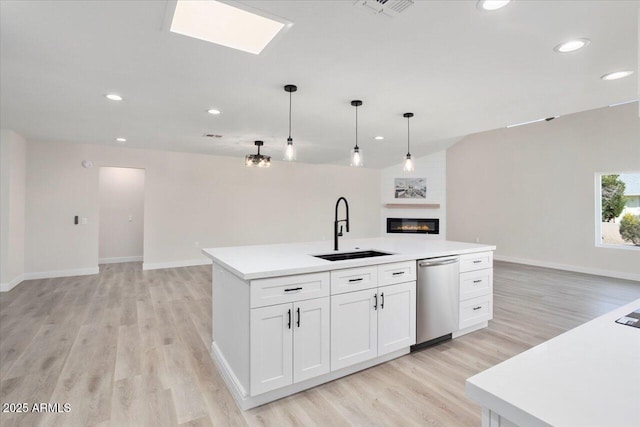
[380,151,446,240]
[0,130,26,291]
[98,167,145,263]
[25,141,381,274]
[447,104,640,281]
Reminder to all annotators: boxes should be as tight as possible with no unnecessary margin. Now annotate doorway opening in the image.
[98,167,145,266]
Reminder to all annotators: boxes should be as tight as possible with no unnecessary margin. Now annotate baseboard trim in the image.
[99,256,143,264]
[142,258,212,271]
[494,255,640,282]
[23,267,100,281]
[0,274,25,292]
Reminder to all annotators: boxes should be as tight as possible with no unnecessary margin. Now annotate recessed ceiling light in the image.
[374,136,384,140]
[170,0,290,55]
[554,38,590,53]
[207,109,222,115]
[105,94,123,101]
[115,137,127,143]
[477,0,511,11]
[601,70,634,81]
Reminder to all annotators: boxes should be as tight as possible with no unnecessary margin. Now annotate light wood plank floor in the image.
[1,261,639,426]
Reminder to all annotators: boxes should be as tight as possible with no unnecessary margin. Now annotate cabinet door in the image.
[293,298,330,383]
[378,281,416,356]
[250,303,293,395]
[331,288,378,371]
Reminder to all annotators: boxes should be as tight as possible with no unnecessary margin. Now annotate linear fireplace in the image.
[387,218,439,234]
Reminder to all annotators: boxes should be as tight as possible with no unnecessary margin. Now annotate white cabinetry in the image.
[456,252,493,334]
[250,273,331,396]
[330,263,416,371]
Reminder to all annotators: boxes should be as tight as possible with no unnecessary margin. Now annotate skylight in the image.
[170,0,288,55]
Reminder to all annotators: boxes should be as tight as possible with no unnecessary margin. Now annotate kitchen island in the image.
[466,298,640,427]
[203,237,495,409]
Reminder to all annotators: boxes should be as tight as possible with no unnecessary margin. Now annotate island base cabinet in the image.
[250,298,330,396]
[378,282,416,356]
[293,298,331,383]
[331,289,378,371]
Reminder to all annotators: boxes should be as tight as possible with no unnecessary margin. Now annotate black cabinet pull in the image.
[473,260,482,264]
[473,280,482,283]
[381,292,384,309]
[473,306,482,311]
[296,307,300,327]
[374,293,378,310]
[284,287,303,292]
[392,271,405,276]
[288,309,291,329]
[348,278,363,283]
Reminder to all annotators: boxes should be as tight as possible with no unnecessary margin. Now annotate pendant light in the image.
[245,140,271,167]
[350,100,363,167]
[283,84,297,161]
[403,112,415,172]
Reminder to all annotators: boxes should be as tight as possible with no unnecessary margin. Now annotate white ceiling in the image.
[1,0,638,168]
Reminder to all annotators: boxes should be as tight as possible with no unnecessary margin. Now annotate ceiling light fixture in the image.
[554,38,590,53]
[350,100,363,167]
[601,70,634,81]
[115,137,127,143]
[283,84,297,161]
[245,140,271,167]
[207,109,221,115]
[105,94,123,101]
[374,136,384,140]
[402,113,415,172]
[477,0,511,11]
[169,0,289,55]
[507,116,559,128]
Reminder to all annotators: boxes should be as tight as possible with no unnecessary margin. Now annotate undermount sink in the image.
[313,250,393,262]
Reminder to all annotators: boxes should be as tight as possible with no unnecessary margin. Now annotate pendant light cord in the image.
[407,116,410,155]
[355,104,359,149]
[288,90,292,140]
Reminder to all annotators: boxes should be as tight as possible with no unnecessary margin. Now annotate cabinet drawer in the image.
[459,295,492,330]
[460,269,493,301]
[378,261,416,287]
[331,266,378,295]
[250,272,330,308]
[459,251,493,273]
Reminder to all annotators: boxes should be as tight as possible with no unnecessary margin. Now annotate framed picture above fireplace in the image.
[394,178,426,199]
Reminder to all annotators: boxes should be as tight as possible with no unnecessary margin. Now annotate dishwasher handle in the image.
[418,258,459,268]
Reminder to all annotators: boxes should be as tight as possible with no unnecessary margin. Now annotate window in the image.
[596,172,640,249]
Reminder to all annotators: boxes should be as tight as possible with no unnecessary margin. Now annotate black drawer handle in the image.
[284,287,303,292]
[392,271,405,276]
[473,260,482,264]
[473,306,482,311]
[473,280,482,283]
[348,278,364,283]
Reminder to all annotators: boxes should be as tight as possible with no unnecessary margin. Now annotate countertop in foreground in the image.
[466,298,640,427]
[202,237,495,280]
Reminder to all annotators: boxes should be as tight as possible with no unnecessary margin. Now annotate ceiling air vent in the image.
[353,0,414,17]
[203,133,223,138]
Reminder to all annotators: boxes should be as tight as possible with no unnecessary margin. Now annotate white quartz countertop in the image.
[466,298,640,427]
[202,237,495,280]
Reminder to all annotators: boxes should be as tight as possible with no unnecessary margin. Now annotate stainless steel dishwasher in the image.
[415,256,459,347]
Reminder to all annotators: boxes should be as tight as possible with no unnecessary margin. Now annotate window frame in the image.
[595,171,640,251]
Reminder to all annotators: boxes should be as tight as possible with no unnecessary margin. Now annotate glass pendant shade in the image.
[350,146,363,167]
[350,100,363,167]
[284,138,296,161]
[245,141,271,167]
[403,154,414,172]
[402,112,414,173]
[283,84,297,161]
